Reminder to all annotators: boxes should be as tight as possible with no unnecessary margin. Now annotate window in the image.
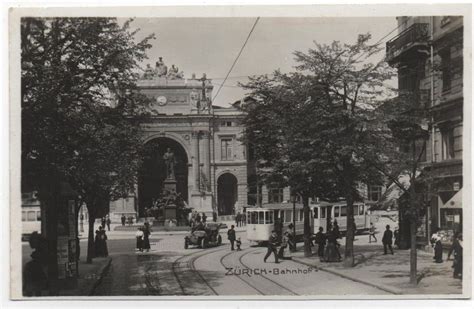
[321,208,326,219]
[368,185,383,201]
[441,127,455,160]
[440,48,452,92]
[314,207,319,219]
[27,211,36,221]
[36,211,41,221]
[284,210,292,223]
[359,205,365,216]
[258,211,264,224]
[268,188,284,203]
[341,206,347,217]
[334,206,340,217]
[299,209,304,221]
[265,211,273,224]
[22,211,26,222]
[221,138,233,161]
[250,212,258,224]
[221,121,232,127]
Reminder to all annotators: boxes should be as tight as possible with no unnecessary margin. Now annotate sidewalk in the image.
[291,240,462,295]
[59,256,112,296]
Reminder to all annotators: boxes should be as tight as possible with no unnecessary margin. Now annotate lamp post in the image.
[290,189,296,251]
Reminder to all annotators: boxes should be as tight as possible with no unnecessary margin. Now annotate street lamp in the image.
[290,189,297,252]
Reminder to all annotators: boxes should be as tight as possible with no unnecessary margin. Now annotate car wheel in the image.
[184,238,189,249]
[200,237,205,249]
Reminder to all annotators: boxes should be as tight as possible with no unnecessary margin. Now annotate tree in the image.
[369,91,430,285]
[21,17,155,271]
[242,34,395,265]
[241,72,344,257]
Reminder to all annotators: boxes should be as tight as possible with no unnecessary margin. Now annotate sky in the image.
[128,17,398,107]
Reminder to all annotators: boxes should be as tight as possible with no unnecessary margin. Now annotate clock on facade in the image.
[156,95,167,106]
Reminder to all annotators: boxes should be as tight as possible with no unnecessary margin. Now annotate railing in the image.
[386,23,429,62]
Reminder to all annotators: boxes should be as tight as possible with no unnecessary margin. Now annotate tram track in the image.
[238,248,299,296]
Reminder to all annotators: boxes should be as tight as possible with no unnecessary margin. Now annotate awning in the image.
[440,189,462,209]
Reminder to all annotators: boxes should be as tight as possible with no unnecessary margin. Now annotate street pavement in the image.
[21,214,462,296]
[91,231,389,296]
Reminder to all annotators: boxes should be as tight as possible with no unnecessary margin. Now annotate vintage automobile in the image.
[184,222,223,249]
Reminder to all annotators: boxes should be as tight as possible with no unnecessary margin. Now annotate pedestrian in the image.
[227,225,236,250]
[94,227,102,257]
[369,222,377,243]
[448,232,463,279]
[101,217,106,229]
[235,212,241,227]
[128,216,133,226]
[106,216,111,231]
[315,227,326,259]
[278,231,289,259]
[121,214,126,226]
[394,227,400,248]
[143,225,151,252]
[202,212,207,223]
[333,220,341,239]
[242,212,246,226]
[23,232,48,296]
[236,237,242,251]
[286,223,296,252]
[264,230,280,263]
[100,227,109,257]
[382,224,394,255]
[324,228,341,262]
[136,227,144,252]
[431,230,443,263]
[212,212,217,222]
[196,213,202,223]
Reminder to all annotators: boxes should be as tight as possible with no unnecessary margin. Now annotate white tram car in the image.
[246,201,370,243]
[312,201,370,234]
[246,203,313,244]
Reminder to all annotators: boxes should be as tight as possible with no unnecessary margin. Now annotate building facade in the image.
[386,16,463,238]
[109,63,249,222]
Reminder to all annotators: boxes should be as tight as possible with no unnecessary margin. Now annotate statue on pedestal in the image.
[154,57,168,77]
[143,64,154,80]
[167,64,182,80]
[163,148,176,179]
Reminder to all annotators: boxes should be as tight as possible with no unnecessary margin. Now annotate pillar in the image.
[191,131,200,192]
[201,131,211,190]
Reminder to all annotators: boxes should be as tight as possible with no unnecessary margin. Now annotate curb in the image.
[87,257,112,296]
[292,257,402,295]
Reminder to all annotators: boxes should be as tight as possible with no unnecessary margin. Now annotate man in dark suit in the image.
[227,225,236,250]
[382,224,394,255]
[264,230,280,263]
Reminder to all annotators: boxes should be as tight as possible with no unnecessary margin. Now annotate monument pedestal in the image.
[163,178,177,193]
[190,191,214,217]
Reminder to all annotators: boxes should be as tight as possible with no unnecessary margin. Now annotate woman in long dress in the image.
[136,228,144,252]
[143,226,151,252]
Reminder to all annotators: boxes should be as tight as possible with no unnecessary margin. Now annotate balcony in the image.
[386,23,430,65]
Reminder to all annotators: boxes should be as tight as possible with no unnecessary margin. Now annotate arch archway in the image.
[138,137,188,217]
[217,173,238,216]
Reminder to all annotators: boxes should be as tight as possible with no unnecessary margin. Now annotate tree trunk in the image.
[343,192,355,267]
[409,177,418,285]
[86,206,96,264]
[302,194,312,257]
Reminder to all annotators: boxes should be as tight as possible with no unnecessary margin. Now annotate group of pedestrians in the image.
[120,214,135,226]
[189,211,208,229]
[135,221,152,252]
[100,216,111,231]
[314,221,342,262]
[235,212,246,227]
[94,225,108,257]
[431,229,463,279]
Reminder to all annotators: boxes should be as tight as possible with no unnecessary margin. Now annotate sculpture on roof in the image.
[154,57,168,77]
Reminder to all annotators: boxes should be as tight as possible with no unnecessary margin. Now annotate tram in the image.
[312,201,370,234]
[246,201,371,244]
[246,203,313,244]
